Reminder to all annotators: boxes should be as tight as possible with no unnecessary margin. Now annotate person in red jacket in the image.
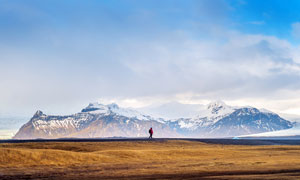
[149,127,153,139]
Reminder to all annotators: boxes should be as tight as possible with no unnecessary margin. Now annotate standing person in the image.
[149,127,153,139]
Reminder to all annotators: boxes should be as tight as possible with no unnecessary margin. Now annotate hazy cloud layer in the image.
[0,0,300,117]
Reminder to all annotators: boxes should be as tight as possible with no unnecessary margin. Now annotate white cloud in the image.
[1,1,300,119]
[1,30,300,117]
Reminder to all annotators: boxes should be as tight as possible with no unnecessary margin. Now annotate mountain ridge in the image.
[14,101,293,139]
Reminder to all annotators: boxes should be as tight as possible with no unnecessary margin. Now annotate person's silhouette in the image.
[149,127,153,139]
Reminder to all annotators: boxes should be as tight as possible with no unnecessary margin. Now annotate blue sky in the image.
[1,0,300,127]
[1,0,300,43]
[231,0,300,42]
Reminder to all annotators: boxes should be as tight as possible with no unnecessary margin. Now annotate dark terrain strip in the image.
[1,168,300,180]
[1,138,300,145]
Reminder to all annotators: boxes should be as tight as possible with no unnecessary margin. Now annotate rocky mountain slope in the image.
[14,101,293,139]
[14,103,176,139]
[167,101,293,137]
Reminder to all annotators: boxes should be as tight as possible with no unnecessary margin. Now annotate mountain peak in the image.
[108,103,119,109]
[207,100,226,108]
[33,110,44,118]
[207,100,228,114]
[81,102,108,113]
[80,102,158,121]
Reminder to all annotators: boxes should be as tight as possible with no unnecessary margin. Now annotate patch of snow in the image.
[239,125,299,137]
[82,102,165,123]
[178,120,195,129]
[255,120,262,125]
[203,101,234,118]
[190,101,235,127]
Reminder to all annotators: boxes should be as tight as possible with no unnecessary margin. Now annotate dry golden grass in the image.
[1,140,300,179]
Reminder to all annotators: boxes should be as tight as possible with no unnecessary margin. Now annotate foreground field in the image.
[0,140,300,179]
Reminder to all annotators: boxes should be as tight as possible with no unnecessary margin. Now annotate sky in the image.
[1,0,300,128]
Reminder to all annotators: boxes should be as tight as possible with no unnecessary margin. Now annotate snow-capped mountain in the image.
[166,101,293,137]
[166,101,235,130]
[14,101,294,139]
[14,103,176,139]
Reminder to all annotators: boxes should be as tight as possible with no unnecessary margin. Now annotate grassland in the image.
[0,140,300,179]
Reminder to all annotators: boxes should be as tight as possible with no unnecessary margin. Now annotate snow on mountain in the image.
[206,107,293,137]
[14,101,294,139]
[171,100,235,130]
[204,100,235,118]
[194,100,235,123]
[166,101,293,137]
[14,102,172,139]
[239,124,300,138]
[81,102,164,122]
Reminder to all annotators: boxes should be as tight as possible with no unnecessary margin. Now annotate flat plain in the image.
[0,139,300,179]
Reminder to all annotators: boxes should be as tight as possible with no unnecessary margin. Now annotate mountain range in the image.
[14,101,293,139]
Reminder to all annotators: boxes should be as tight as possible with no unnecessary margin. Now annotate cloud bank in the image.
[0,0,300,117]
